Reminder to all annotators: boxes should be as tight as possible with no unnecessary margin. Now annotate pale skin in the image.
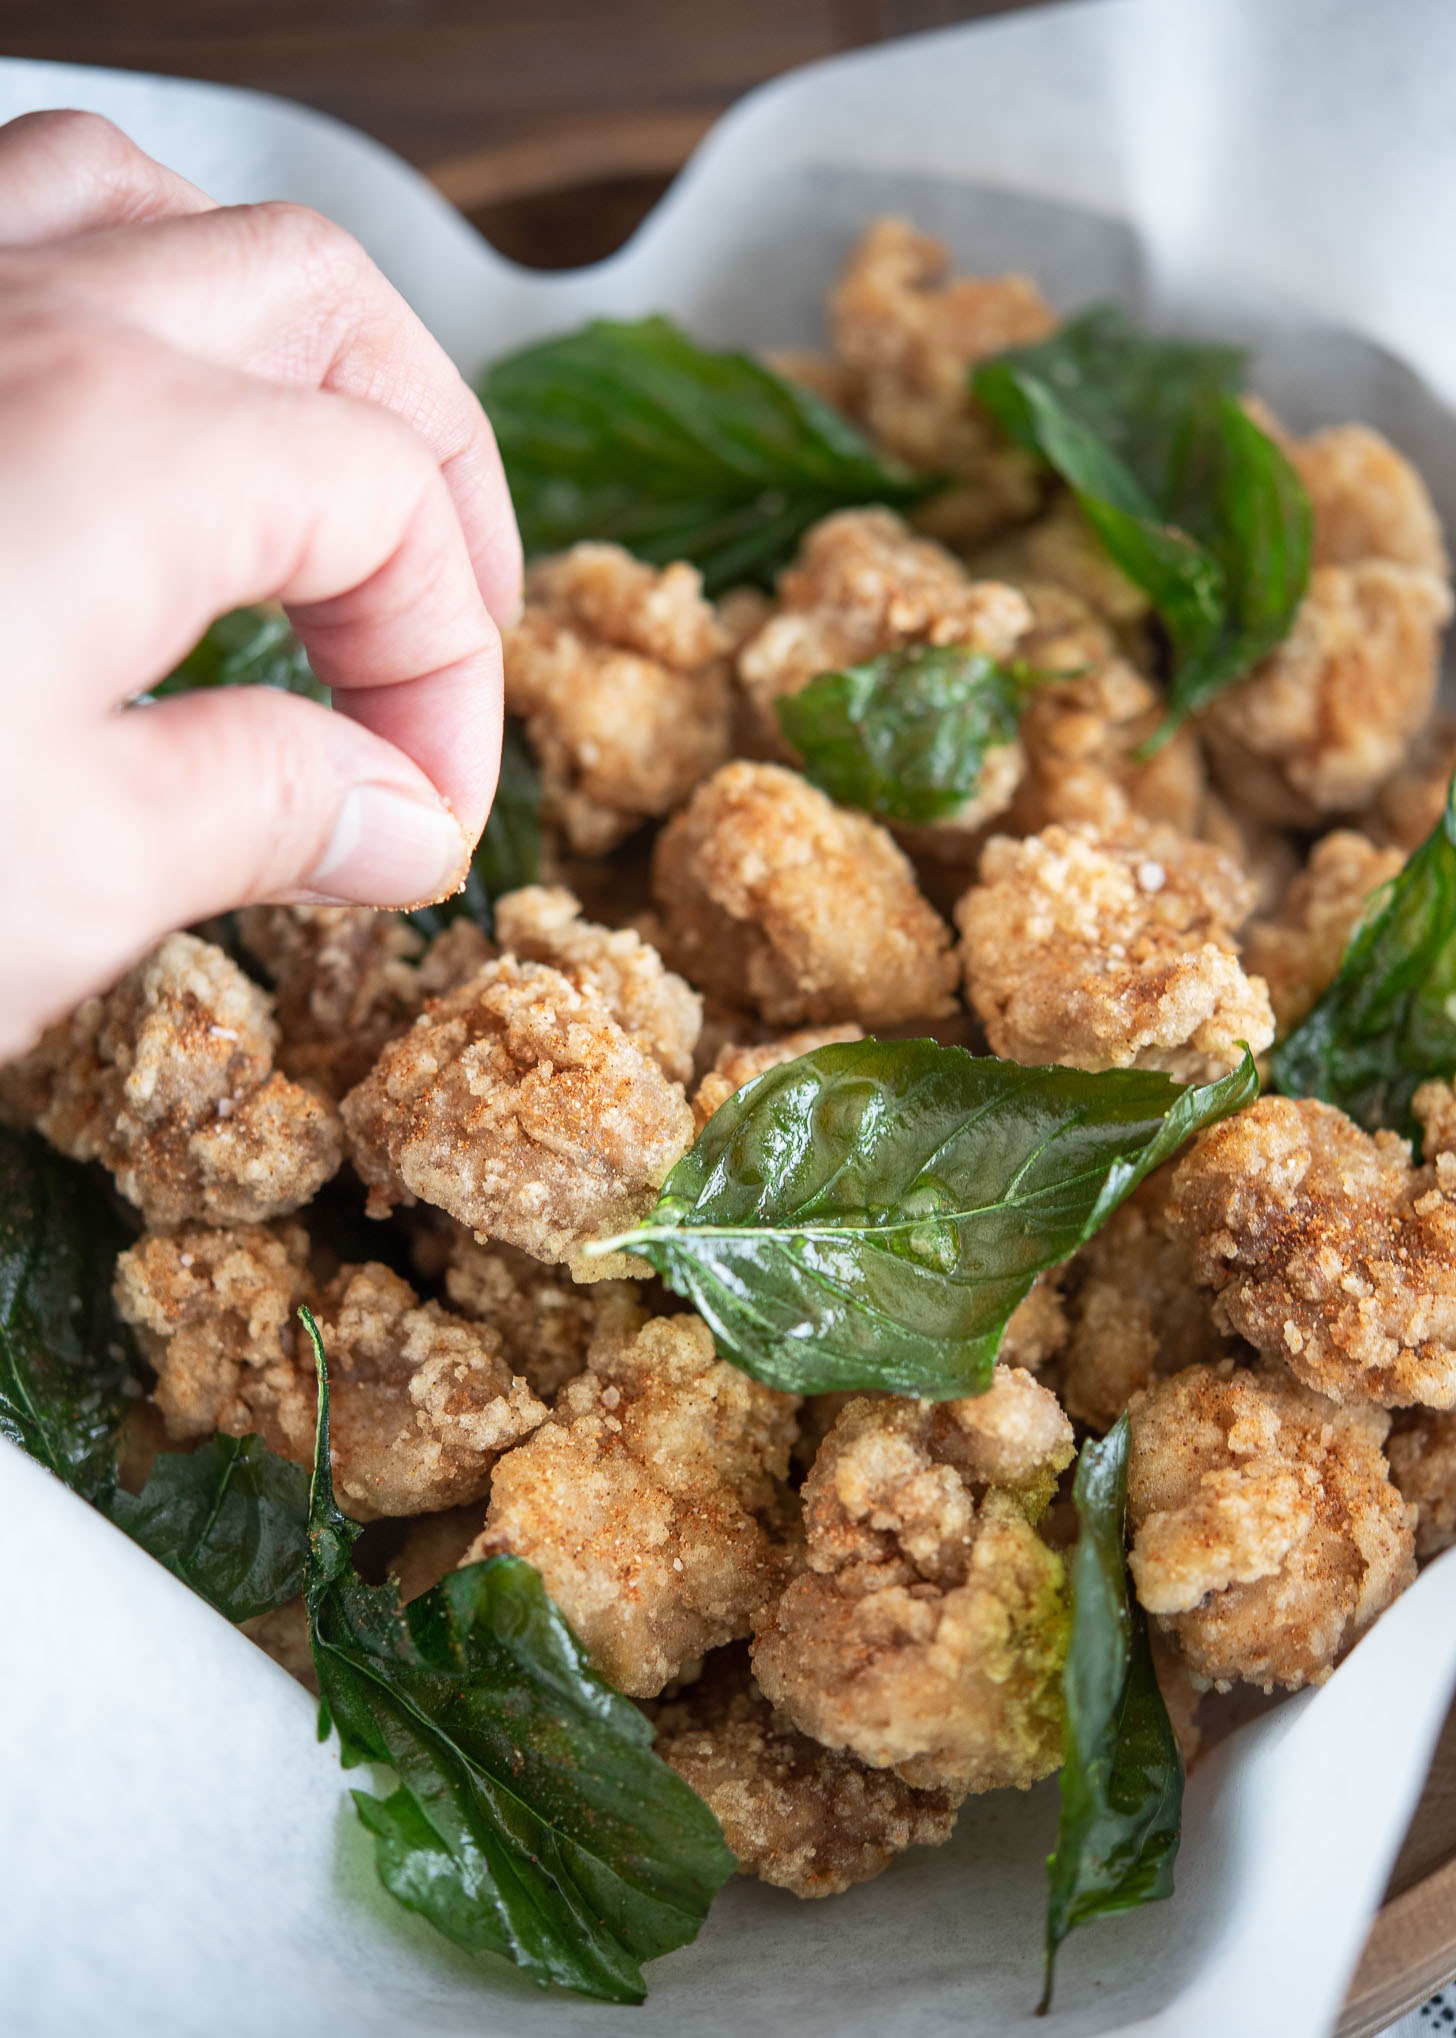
[0,110,524,1061]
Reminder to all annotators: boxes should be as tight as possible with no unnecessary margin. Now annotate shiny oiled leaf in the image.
[153,605,327,702]
[478,315,932,593]
[1043,1416,1182,2008]
[107,1435,310,1623]
[775,644,1028,824]
[298,1311,732,2004]
[599,1040,1257,1397]
[1273,775,1456,1152]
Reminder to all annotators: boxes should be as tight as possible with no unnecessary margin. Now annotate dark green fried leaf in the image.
[974,308,1311,733]
[478,315,932,594]
[1043,1415,1182,2008]
[107,1435,310,1622]
[597,1040,1257,1398]
[408,718,541,940]
[775,644,1028,824]
[1272,775,1456,1150]
[298,1308,732,2004]
[153,605,328,703]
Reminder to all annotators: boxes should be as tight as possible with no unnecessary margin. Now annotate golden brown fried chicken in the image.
[1241,830,1403,1031]
[1127,1362,1415,1691]
[114,1226,546,1519]
[751,1372,1073,1791]
[504,542,734,854]
[653,762,958,1029]
[1387,1412,1456,1559]
[237,905,426,1098]
[0,933,341,1226]
[340,956,694,1273]
[653,1651,962,1897]
[691,1024,864,1132]
[471,1314,799,1696]
[970,496,1149,628]
[997,1271,1070,1375]
[440,1230,645,1401]
[956,818,1274,1079]
[1288,422,1449,577]
[1363,719,1456,853]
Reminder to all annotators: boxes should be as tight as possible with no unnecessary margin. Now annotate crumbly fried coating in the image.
[1387,1412,1456,1559]
[1165,1092,1456,1407]
[1289,422,1449,578]
[441,1230,645,1400]
[997,1270,1070,1375]
[471,1314,799,1696]
[653,762,958,1028]
[493,885,701,1085]
[653,1651,962,1897]
[1242,830,1403,1031]
[956,819,1274,1079]
[971,496,1150,627]
[1363,719,1456,853]
[237,905,425,1097]
[827,218,1054,547]
[1202,561,1453,826]
[691,1024,864,1131]
[504,542,734,854]
[0,932,341,1226]
[751,1372,1074,1791]
[340,956,694,1271]
[1127,1362,1415,1691]
[113,1226,546,1518]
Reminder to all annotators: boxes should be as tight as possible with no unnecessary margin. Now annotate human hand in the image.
[0,109,521,1061]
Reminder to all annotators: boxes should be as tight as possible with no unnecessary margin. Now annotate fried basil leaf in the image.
[1272,775,1456,1150]
[478,315,932,594]
[407,718,541,941]
[298,1309,732,2004]
[974,309,1311,731]
[153,605,328,703]
[775,644,1028,825]
[0,1129,135,1499]
[597,1040,1257,1398]
[1043,1415,1182,2007]
[108,1435,310,1623]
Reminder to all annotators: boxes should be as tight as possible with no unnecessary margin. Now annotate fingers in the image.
[0,110,213,244]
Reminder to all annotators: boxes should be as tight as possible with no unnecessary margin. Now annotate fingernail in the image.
[308,783,468,908]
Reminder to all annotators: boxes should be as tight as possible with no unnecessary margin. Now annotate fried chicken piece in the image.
[240,1600,317,1693]
[971,496,1149,627]
[1289,422,1449,578]
[389,1506,486,1602]
[751,1372,1073,1791]
[504,542,734,855]
[998,1270,1069,1375]
[0,932,341,1226]
[955,818,1274,1079]
[493,885,700,1085]
[1387,1412,1456,1559]
[1363,719,1456,853]
[441,1231,645,1400]
[1165,1091,1456,1407]
[236,905,426,1098]
[471,1314,799,1696]
[114,1227,546,1518]
[653,762,958,1029]
[1127,1362,1415,1691]
[1242,830,1403,1031]
[691,1024,864,1132]
[340,956,694,1273]
[653,1651,962,1897]
[828,218,1054,547]
[1202,561,1452,826]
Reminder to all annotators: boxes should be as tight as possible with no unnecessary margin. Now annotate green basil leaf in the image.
[107,1434,310,1623]
[1042,1414,1182,2008]
[153,605,328,703]
[298,1308,732,2004]
[1272,775,1456,1151]
[599,1040,1257,1398]
[0,1128,135,1499]
[974,308,1311,733]
[775,644,1027,824]
[478,315,933,594]
[408,718,541,941]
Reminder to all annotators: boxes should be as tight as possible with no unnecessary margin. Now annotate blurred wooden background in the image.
[0,0,1031,263]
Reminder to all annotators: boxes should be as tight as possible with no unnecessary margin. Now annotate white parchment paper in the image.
[2,5,1455,2032]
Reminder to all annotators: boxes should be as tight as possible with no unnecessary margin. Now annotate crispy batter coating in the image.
[1387,1412,1456,1559]
[691,1024,864,1132]
[971,496,1149,627]
[653,762,958,1028]
[340,956,694,1271]
[1363,719,1456,853]
[1242,830,1403,1031]
[998,1270,1070,1375]
[751,1372,1074,1791]
[441,1230,645,1400]
[113,1226,546,1518]
[471,1314,799,1696]
[1202,561,1453,826]
[1165,1092,1456,1407]
[1289,422,1449,577]
[653,1651,962,1897]
[956,819,1274,1079]
[237,905,425,1097]
[504,542,734,854]
[493,884,701,1085]
[0,933,341,1226]
[1127,1362,1415,1691]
